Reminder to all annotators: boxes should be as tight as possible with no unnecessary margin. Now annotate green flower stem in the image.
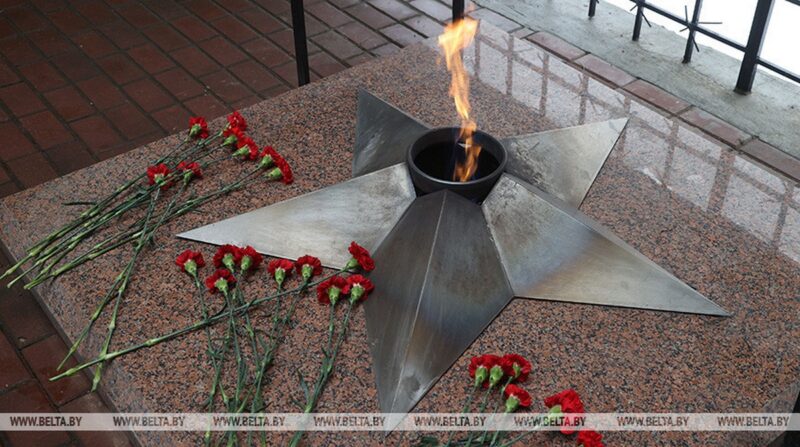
[250,276,319,406]
[246,281,285,447]
[232,281,260,382]
[250,280,295,411]
[55,182,190,370]
[483,377,513,447]
[245,277,315,446]
[220,287,245,447]
[193,275,226,447]
[0,166,154,281]
[0,132,222,282]
[4,135,221,285]
[493,422,542,447]
[91,184,172,391]
[24,162,261,289]
[22,148,211,267]
[464,384,496,447]
[28,228,145,289]
[289,298,355,447]
[9,187,156,287]
[49,272,339,382]
[58,180,185,372]
[444,382,481,447]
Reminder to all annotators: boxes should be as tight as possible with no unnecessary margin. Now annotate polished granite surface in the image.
[0,23,798,446]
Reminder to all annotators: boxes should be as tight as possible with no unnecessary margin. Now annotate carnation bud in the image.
[301,264,313,280]
[489,365,504,387]
[474,366,488,386]
[547,404,563,424]
[183,259,197,277]
[233,146,250,158]
[189,123,202,137]
[222,253,236,271]
[348,284,365,303]
[223,134,238,146]
[274,268,287,286]
[267,167,283,181]
[328,286,342,305]
[504,395,520,413]
[214,278,230,295]
[258,155,273,169]
[240,255,252,272]
[345,257,360,271]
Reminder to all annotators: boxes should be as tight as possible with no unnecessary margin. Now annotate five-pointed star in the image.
[178,90,727,414]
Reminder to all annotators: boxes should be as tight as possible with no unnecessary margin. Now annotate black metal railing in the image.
[588,0,800,93]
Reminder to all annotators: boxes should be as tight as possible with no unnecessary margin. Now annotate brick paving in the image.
[0,0,483,198]
[0,0,798,446]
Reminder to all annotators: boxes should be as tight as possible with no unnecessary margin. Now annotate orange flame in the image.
[438,18,480,182]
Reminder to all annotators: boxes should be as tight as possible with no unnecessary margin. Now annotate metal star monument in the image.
[178,90,728,414]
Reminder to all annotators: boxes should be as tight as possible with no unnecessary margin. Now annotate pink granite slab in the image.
[0,23,798,446]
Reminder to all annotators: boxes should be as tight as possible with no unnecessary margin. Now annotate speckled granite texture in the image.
[1,23,798,446]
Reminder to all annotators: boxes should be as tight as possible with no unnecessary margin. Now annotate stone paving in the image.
[0,0,797,446]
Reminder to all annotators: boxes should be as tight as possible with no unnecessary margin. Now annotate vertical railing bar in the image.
[453,0,465,22]
[682,0,703,63]
[735,0,775,93]
[290,0,310,86]
[588,0,598,17]
[632,0,645,41]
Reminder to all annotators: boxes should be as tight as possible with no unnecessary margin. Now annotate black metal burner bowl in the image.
[407,127,507,202]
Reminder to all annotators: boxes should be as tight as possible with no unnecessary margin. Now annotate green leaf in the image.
[297,370,310,402]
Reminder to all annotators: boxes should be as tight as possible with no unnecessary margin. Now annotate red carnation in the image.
[175,250,205,276]
[342,274,374,303]
[222,126,244,147]
[267,155,293,184]
[146,164,171,189]
[469,354,500,386]
[239,246,262,272]
[317,276,347,305]
[267,258,294,286]
[227,110,247,132]
[205,269,236,294]
[188,116,209,139]
[346,241,375,272]
[258,146,279,169]
[213,245,242,271]
[500,353,531,382]
[544,389,585,435]
[233,136,259,160]
[503,384,532,412]
[177,161,202,183]
[577,430,604,447]
[296,255,322,280]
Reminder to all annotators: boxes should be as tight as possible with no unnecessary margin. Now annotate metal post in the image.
[452,0,464,22]
[735,0,775,93]
[290,0,310,86]
[632,0,645,41]
[588,0,597,17]
[682,0,703,63]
